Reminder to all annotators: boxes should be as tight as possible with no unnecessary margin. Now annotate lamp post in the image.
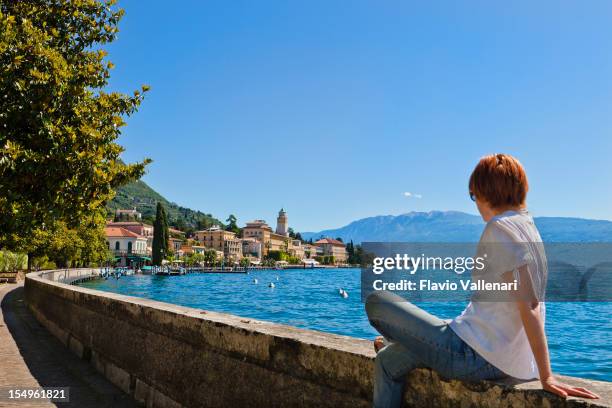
[160,248,165,274]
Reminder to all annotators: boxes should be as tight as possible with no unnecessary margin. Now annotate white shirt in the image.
[449,209,547,380]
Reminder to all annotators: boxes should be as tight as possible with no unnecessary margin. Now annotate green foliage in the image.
[287,256,301,264]
[106,179,222,231]
[203,249,217,266]
[0,250,27,272]
[239,257,250,267]
[265,251,300,264]
[152,202,168,265]
[30,255,56,270]
[286,230,303,241]
[0,0,150,255]
[225,214,240,235]
[183,252,204,267]
[316,255,336,265]
[16,209,110,268]
[262,258,276,268]
[266,250,288,262]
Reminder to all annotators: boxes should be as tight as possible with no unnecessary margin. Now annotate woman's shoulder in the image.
[482,220,515,243]
[483,210,540,243]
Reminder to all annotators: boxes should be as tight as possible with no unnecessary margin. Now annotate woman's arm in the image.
[515,265,599,399]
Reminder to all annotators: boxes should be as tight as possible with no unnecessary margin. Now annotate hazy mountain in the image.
[301,211,612,243]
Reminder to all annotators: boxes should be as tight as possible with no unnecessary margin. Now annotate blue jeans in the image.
[365,291,507,408]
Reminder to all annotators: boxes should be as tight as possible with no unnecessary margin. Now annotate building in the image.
[106,221,154,253]
[168,237,183,255]
[275,208,288,236]
[194,226,243,262]
[105,227,149,267]
[302,244,318,259]
[114,208,142,221]
[314,238,348,264]
[241,238,262,260]
[290,240,304,259]
[168,227,186,238]
[224,238,243,262]
[242,218,292,257]
[180,244,206,256]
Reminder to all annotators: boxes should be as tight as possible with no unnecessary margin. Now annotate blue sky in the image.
[109,1,612,232]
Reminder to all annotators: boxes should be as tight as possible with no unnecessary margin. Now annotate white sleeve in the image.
[480,221,533,281]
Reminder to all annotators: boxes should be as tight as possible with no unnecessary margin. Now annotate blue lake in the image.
[79,268,611,382]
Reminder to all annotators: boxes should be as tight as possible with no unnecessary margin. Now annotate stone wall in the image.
[25,270,610,408]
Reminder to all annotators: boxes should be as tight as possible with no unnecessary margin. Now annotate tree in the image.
[225,214,240,235]
[0,1,150,262]
[76,211,112,266]
[203,249,217,266]
[191,252,205,266]
[0,250,27,272]
[267,250,289,262]
[239,257,250,267]
[152,202,169,265]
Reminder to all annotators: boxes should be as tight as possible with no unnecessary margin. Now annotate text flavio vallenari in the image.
[372,279,518,292]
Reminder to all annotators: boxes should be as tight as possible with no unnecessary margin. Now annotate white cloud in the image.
[403,192,422,199]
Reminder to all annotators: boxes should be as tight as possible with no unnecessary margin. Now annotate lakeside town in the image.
[106,206,353,270]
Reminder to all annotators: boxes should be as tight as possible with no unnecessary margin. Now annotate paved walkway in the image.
[0,283,137,407]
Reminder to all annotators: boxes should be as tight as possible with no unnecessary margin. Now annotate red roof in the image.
[106,221,152,227]
[314,238,345,246]
[104,227,142,238]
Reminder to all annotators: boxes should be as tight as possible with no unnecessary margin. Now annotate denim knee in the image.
[365,291,408,322]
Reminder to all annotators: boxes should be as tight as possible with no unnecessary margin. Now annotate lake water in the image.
[79,268,611,382]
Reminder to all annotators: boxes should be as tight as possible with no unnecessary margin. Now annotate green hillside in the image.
[107,180,222,231]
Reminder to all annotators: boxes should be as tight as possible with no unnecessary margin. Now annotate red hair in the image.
[469,154,528,208]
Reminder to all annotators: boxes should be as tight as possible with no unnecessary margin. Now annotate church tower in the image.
[276,208,288,236]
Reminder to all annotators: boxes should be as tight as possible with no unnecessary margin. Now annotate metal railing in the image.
[37,268,102,284]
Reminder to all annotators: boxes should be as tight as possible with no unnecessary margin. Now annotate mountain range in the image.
[109,179,612,242]
[301,211,612,243]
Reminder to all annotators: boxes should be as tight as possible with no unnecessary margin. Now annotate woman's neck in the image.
[491,205,524,217]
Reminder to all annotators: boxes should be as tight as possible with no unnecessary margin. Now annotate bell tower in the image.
[276,208,288,236]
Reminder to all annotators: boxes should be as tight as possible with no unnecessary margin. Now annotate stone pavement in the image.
[0,283,137,407]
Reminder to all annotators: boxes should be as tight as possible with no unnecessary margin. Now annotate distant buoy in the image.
[253,278,258,284]
[276,275,280,281]
[269,282,275,288]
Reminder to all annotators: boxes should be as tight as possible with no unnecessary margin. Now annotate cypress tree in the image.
[152,202,169,265]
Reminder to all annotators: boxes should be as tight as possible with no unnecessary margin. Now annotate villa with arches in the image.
[104,226,149,266]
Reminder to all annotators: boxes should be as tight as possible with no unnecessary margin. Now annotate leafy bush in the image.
[0,250,27,272]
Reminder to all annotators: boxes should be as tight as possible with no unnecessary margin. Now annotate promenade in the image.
[0,283,136,407]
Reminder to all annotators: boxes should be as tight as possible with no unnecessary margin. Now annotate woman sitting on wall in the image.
[365,153,599,408]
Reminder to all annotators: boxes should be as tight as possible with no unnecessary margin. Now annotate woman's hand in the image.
[373,336,385,353]
[541,376,599,399]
